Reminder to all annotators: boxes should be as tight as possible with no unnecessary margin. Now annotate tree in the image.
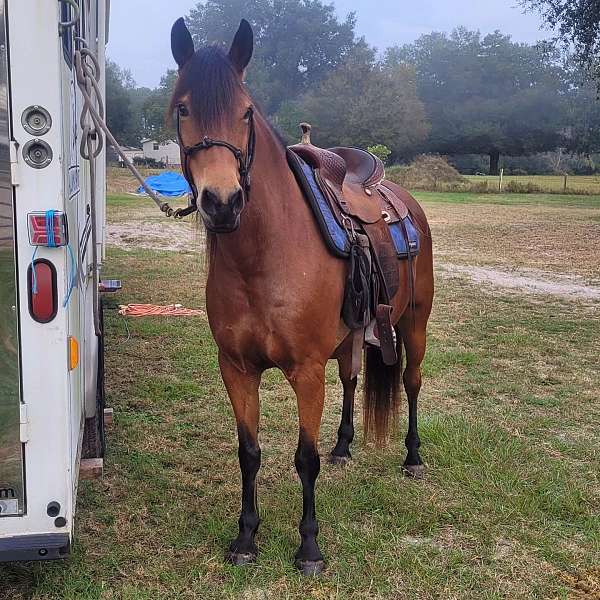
[387,29,570,174]
[295,44,429,160]
[105,60,138,146]
[520,0,600,77]
[139,70,178,142]
[368,144,392,165]
[185,0,359,114]
[562,58,600,155]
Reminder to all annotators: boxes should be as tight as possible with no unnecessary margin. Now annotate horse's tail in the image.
[363,341,403,445]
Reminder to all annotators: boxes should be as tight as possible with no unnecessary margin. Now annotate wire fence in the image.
[465,173,600,195]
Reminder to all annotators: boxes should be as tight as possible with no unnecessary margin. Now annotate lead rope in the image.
[74,46,189,336]
[74,48,182,218]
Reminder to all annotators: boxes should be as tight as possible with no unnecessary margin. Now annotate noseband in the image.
[176,107,256,218]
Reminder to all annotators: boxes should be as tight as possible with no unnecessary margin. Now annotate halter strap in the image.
[177,107,256,217]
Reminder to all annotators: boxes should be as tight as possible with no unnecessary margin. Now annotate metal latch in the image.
[19,404,29,443]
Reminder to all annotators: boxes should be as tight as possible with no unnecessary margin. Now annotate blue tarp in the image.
[138,171,191,197]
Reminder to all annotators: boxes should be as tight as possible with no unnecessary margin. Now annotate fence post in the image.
[563,174,568,193]
[499,168,504,192]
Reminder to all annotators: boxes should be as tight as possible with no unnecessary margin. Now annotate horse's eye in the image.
[178,104,189,118]
[243,108,252,122]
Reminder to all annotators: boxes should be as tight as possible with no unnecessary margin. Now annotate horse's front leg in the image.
[219,353,262,565]
[288,362,326,576]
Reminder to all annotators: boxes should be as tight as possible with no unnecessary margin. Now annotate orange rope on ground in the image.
[118,304,205,317]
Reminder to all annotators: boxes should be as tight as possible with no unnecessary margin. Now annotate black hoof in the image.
[226,550,257,566]
[328,453,350,466]
[295,559,325,576]
[403,464,425,479]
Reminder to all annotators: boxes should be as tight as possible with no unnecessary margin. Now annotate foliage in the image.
[387,155,467,190]
[386,29,571,173]
[139,70,178,142]
[106,62,177,147]
[368,144,392,165]
[520,0,600,77]
[105,60,138,146]
[273,100,305,144]
[133,156,166,169]
[186,0,358,114]
[449,151,600,175]
[504,180,543,193]
[295,46,429,160]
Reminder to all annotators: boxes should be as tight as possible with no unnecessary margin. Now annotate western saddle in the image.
[288,124,416,370]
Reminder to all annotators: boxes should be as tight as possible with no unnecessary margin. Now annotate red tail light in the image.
[28,259,57,323]
[28,212,68,247]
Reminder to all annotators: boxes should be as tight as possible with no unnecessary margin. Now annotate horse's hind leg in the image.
[398,310,429,479]
[287,362,326,576]
[219,353,262,565]
[329,350,357,465]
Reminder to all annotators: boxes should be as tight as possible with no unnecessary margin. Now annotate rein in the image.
[176,107,257,218]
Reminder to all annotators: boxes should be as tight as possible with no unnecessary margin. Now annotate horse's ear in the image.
[228,19,254,76]
[171,17,195,69]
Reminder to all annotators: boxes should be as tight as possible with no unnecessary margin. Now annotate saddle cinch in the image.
[287,124,420,371]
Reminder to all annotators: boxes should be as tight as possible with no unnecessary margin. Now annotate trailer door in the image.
[0,0,24,518]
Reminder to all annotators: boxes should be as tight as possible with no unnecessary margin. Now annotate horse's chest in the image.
[207,285,293,354]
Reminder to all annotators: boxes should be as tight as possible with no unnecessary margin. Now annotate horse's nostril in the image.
[228,189,244,212]
[200,188,221,217]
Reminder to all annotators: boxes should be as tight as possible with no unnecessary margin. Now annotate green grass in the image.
[1,195,599,599]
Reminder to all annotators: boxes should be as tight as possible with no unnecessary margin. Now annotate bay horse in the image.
[169,18,434,575]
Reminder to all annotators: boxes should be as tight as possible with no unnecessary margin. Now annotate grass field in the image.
[465,174,600,195]
[1,191,599,599]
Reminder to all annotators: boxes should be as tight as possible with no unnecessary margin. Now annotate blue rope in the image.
[46,209,57,248]
[30,246,39,295]
[63,243,77,308]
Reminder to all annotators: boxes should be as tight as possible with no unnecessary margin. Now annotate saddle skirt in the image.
[287,150,420,261]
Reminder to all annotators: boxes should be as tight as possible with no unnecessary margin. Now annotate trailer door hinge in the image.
[10,141,20,186]
[19,404,29,443]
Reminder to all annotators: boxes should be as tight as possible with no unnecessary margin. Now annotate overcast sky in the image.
[108,0,550,88]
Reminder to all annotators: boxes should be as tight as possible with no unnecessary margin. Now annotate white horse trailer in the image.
[0,0,109,561]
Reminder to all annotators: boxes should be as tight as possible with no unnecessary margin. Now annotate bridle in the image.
[175,106,257,219]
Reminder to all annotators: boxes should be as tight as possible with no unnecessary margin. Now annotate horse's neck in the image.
[211,120,307,275]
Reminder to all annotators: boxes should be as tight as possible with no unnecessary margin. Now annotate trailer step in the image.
[103,408,114,425]
[99,279,122,293]
[80,458,104,480]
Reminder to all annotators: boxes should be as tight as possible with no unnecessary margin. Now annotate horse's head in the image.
[170,18,255,233]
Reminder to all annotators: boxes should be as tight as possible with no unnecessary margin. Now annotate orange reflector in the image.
[68,336,79,371]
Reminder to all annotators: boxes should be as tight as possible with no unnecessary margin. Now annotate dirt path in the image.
[106,220,599,302]
[107,221,198,253]
[438,263,600,302]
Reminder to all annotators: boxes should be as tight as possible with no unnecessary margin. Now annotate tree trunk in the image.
[489,150,500,176]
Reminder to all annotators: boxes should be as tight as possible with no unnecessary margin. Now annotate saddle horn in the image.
[300,123,312,145]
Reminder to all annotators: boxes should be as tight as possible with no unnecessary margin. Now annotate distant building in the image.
[106,145,143,165]
[118,146,144,165]
[141,139,182,167]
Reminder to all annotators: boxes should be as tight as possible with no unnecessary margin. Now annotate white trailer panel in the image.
[0,0,108,561]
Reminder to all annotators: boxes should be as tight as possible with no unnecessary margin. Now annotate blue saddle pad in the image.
[287,151,420,260]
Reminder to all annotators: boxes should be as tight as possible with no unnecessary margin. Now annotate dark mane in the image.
[169,45,287,149]
[170,46,244,130]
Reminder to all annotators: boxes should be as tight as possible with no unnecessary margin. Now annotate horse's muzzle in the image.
[200,188,244,233]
